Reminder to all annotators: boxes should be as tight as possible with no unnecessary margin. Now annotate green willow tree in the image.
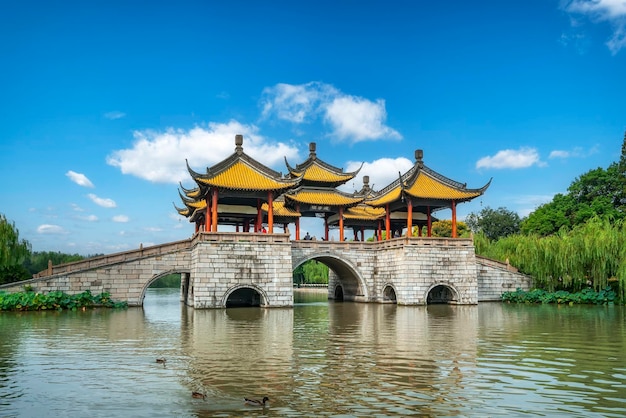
[522,132,626,235]
[0,214,32,284]
[430,220,470,238]
[474,217,626,300]
[466,206,521,240]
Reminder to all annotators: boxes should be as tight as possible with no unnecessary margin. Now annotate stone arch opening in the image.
[382,284,397,303]
[334,285,344,301]
[225,286,266,308]
[139,270,189,306]
[294,253,367,303]
[426,284,458,304]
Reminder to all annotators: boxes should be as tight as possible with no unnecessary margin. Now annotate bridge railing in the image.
[33,238,193,278]
[193,231,291,244]
[291,236,474,250]
[475,255,519,273]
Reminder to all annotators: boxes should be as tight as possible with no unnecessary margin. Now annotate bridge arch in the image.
[293,252,369,302]
[139,269,190,306]
[425,283,460,304]
[382,283,397,303]
[223,284,270,308]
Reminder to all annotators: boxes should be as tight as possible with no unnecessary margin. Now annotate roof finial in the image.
[309,142,316,158]
[415,149,423,168]
[235,134,243,155]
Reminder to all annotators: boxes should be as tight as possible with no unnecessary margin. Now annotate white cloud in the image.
[549,150,571,158]
[104,111,126,120]
[324,97,402,142]
[71,203,84,212]
[476,147,545,169]
[145,227,163,232]
[261,82,337,123]
[341,157,414,192]
[549,145,598,159]
[261,82,401,143]
[37,224,67,234]
[107,120,299,184]
[564,0,626,54]
[66,170,94,188]
[112,215,129,223]
[87,193,117,208]
[77,214,98,222]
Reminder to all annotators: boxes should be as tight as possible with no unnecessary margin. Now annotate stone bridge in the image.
[0,232,531,307]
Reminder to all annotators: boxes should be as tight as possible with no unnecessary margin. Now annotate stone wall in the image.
[0,240,192,306]
[1,234,532,308]
[188,233,293,308]
[476,256,532,301]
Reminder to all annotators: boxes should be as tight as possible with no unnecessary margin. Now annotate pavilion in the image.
[176,135,490,240]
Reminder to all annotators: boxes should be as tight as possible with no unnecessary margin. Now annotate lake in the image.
[1,288,624,417]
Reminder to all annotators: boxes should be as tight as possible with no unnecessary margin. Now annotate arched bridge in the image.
[1,232,530,307]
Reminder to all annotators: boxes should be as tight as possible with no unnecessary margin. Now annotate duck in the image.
[192,391,206,400]
[244,396,269,407]
[156,357,166,364]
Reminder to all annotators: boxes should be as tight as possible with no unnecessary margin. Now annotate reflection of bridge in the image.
[1,232,530,307]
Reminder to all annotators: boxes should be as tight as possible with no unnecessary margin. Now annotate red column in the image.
[339,207,344,242]
[451,200,457,238]
[295,205,300,240]
[205,199,211,232]
[324,214,329,241]
[211,188,218,232]
[255,199,261,232]
[385,204,391,240]
[377,220,382,241]
[360,227,364,241]
[406,197,413,237]
[267,191,274,234]
[427,205,432,237]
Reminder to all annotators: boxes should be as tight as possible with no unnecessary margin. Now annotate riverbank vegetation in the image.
[469,133,626,304]
[0,290,128,311]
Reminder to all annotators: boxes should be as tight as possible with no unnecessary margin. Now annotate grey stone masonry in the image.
[476,255,532,301]
[1,233,531,307]
[188,232,293,308]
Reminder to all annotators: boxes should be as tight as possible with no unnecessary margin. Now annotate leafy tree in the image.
[294,260,329,284]
[522,164,626,236]
[0,214,32,284]
[466,206,521,240]
[430,220,469,238]
[23,251,88,275]
[0,214,31,266]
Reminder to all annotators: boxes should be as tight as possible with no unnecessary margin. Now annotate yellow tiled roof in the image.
[295,162,355,183]
[188,199,207,209]
[196,161,296,191]
[185,188,202,198]
[286,190,364,206]
[365,185,402,207]
[343,205,385,220]
[261,201,301,217]
[406,173,482,200]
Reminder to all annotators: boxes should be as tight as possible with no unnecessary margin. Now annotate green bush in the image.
[502,287,616,305]
[0,290,127,311]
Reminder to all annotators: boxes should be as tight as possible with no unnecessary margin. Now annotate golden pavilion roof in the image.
[283,187,365,208]
[285,142,361,187]
[343,205,385,221]
[187,135,301,192]
[261,198,301,219]
[367,149,490,208]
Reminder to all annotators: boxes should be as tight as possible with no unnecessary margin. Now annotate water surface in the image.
[1,288,624,417]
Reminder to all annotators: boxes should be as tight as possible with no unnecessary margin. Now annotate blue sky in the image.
[1,0,625,255]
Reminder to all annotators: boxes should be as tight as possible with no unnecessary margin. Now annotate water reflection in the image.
[0,289,624,417]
